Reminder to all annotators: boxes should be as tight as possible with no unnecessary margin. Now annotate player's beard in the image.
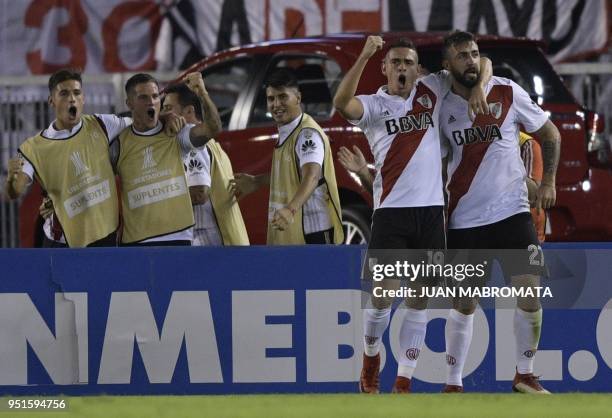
[451,66,479,88]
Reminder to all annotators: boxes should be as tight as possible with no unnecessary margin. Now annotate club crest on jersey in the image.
[451,124,502,146]
[489,102,503,119]
[416,94,432,109]
[385,112,434,135]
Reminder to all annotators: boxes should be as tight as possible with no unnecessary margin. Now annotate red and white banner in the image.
[0,0,608,75]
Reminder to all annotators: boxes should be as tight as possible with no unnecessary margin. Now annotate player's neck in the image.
[53,118,80,131]
[387,84,413,100]
[451,81,472,101]
[133,119,159,133]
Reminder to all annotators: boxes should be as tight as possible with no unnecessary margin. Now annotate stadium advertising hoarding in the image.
[0,245,610,394]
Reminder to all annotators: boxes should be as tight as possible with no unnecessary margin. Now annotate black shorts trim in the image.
[368,206,446,250]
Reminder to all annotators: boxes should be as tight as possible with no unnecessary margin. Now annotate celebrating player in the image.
[115,72,221,246]
[6,69,130,247]
[163,83,249,246]
[333,35,491,394]
[439,31,560,394]
[230,69,343,245]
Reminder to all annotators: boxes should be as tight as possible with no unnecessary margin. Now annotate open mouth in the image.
[398,74,406,87]
[147,108,155,119]
[68,106,77,118]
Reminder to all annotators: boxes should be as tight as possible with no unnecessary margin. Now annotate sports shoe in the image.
[359,353,380,394]
[512,370,551,394]
[442,384,464,393]
[391,376,411,393]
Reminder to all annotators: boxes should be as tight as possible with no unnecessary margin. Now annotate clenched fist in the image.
[360,35,385,60]
[184,72,208,97]
[8,157,23,179]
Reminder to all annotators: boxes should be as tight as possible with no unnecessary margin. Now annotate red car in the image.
[19,32,612,245]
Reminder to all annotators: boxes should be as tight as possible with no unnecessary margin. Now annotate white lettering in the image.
[232,290,295,383]
[97,291,222,384]
[64,180,111,218]
[127,176,187,209]
[0,293,88,385]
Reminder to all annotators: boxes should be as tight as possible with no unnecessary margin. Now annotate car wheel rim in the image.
[342,220,367,245]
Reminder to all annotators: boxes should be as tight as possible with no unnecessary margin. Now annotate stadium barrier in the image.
[0,243,610,395]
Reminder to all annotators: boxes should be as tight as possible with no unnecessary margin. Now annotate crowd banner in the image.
[0,244,610,395]
[0,0,607,75]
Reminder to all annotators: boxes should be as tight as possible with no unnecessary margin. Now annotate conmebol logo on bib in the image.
[142,146,157,169]
[70,151,89,177]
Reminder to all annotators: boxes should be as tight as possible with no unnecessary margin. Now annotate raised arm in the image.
[532,120,561,209]
[333,35,384,121]
[184,72,222,147]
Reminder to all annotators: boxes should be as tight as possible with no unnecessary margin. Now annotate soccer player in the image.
[115,72,221,246]
[5,69,130,247]
[439,31,560,393]
[162,83,249,245]
[332,35,491,394]
[230,69,343,245]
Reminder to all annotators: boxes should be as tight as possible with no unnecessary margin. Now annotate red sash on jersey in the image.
[447,85,513,218]
[380,82,437,204]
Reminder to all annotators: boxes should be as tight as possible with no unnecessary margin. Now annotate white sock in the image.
[397,308,428,379]
[445,309,474,386]
[514,308,542,374]
[363,307,391,356]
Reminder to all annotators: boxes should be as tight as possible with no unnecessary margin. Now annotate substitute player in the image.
[230,69,343,245]
[5,69,130,247]
[439,31,560,394]
[116,72,221,246]
[163,83,249,246]
[333,35,491,394]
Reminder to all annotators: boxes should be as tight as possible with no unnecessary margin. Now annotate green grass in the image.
[6,394,611,418]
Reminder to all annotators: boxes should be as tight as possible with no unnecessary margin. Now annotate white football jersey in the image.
[440,77,549,229]
[351,72,451,209]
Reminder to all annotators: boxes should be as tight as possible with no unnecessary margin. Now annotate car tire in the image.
[342,206,371,245]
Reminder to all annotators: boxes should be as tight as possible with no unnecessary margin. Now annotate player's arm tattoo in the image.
[189,93,222,147]
[536,120,561,183]
[542,140,559,176]
[199,93,222,138]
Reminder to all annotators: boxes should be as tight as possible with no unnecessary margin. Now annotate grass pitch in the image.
[10,394,611,418]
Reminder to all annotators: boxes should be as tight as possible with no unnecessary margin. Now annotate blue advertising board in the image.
[0,244,610,395]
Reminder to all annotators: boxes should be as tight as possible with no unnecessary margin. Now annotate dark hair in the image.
[125,73,159,95]
[164,83,203,121]
[48,69,82,93]
[385,38,417,57]
[442,30,476,60]
[264,68,300,91]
